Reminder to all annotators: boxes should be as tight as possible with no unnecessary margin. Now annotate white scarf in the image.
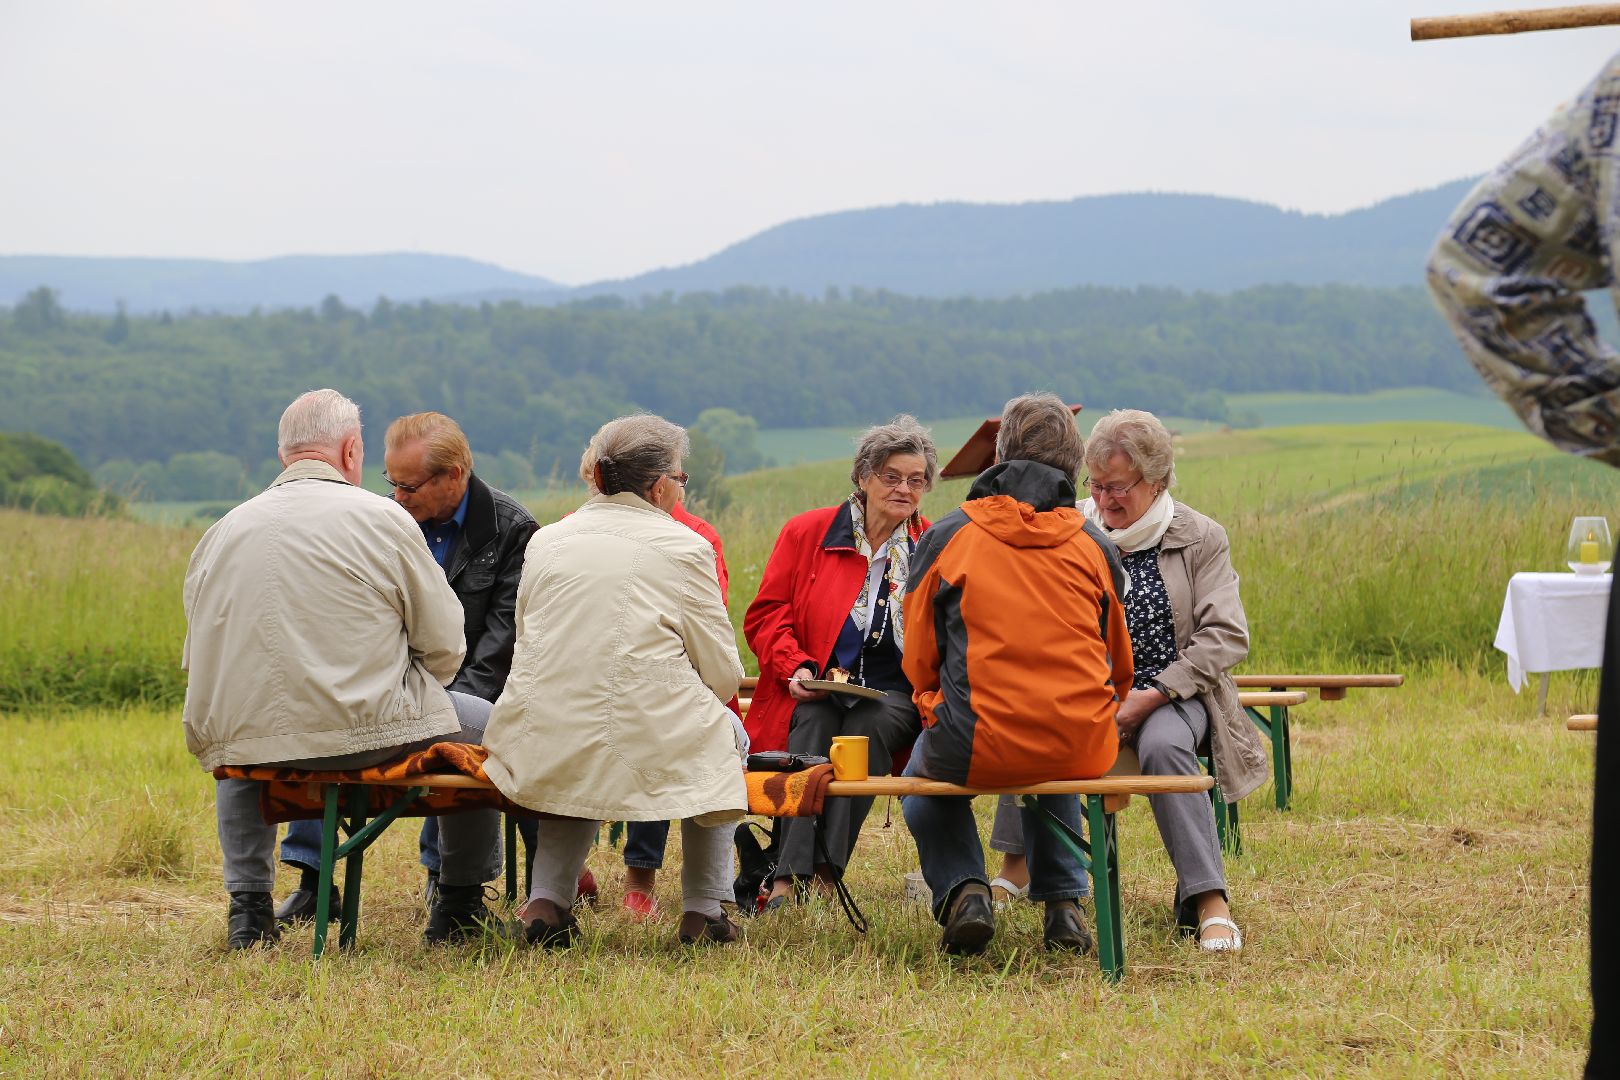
[1081,488,1175,553]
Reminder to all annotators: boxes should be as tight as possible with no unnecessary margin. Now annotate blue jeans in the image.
[623,820,670,870]
[901,732,1089,923]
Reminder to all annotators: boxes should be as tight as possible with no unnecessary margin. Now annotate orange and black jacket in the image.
[901,459,1133,787]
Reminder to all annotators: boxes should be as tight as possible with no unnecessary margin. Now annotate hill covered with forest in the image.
[0,281,1477,496]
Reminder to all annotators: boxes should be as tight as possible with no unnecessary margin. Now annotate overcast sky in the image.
[2,2,1617,284]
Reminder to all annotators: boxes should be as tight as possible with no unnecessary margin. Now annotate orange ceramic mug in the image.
[829,735,870,781]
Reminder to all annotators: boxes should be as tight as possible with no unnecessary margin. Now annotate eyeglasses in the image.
[666,472,689,488]
[383,471,442,495]
[1083,476,1144,499]
[876,471,929,492]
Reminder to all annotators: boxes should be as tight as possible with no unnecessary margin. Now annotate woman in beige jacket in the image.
[482,414,748,948]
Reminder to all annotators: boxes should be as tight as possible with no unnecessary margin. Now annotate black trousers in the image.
[1591,547,1620,1078]
[775,693,920,881]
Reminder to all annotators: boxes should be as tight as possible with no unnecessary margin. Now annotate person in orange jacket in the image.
[901,392,1132,956]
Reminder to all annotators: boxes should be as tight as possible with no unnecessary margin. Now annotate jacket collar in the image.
[445,473,498,579]
[966,459,1076,512]
[1160,501,1196,552]
[590,490,667,515]
[820,500,858,551]
[270,459,349,488]
[820,498,925,552]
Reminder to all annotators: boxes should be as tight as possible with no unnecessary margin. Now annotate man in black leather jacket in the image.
[275,412,538,929]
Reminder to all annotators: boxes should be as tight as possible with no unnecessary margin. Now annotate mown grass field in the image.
[0,419,1612,1075]
[0,668,1594,1075]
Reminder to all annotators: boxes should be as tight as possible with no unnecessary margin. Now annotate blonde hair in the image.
[1084,409,1176,490]
[278,389,360,457]
[579,413,689,497]
[995,393,1084,479]
[385,412,474,477]
[850,415,938,490]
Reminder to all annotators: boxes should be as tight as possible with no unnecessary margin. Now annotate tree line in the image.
[0,282,1472,495]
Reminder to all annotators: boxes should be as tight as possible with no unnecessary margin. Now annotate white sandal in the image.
[989,877,1029,911]
[1197,916,1243,952]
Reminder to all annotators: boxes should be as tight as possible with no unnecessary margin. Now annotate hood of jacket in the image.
[961,460,1085,549]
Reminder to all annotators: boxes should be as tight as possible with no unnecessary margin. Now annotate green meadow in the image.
[0,419,1610,1075]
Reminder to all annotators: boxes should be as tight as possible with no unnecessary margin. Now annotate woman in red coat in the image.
[744,416,937,909]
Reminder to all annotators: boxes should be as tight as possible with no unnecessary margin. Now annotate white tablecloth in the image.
[1494,571,1612,692]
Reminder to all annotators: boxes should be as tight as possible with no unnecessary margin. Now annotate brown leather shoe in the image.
[677,910,740,945]
[940,881,995,956]
[1042,899,1093,953]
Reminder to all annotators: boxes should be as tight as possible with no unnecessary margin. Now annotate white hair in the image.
[278,389,361,457]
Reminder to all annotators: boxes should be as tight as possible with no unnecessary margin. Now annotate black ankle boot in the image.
[423,883,493,945]
[227,891,280,950]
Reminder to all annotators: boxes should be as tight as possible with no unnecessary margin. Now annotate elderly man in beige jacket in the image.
[183,389,501,950]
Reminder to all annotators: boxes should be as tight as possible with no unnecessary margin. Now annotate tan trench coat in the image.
[482,493,747,823]
[182,460,466,770]
[1150,502,1270,802]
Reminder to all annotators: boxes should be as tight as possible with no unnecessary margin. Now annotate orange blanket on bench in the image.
[745,763,834,818]
[212,743,549,825]
[215,742,830,824]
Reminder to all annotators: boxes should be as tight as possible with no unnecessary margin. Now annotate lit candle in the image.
[1583,530,1601,564]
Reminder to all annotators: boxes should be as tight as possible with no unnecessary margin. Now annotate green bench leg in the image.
[313,784,340,958]
[1085,795,1124,983]
[1021,794,1125,982]
[339,785,368,950]
[1245,702,1294,811]
[1270,704,1291,811]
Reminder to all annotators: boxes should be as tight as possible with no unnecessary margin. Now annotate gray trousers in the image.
[776,692,920,881]
[528,816,735,918]
[989,698,1226,906]
[215,691,503,893]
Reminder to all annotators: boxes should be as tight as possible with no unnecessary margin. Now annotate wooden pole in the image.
[1412,3,1620,39]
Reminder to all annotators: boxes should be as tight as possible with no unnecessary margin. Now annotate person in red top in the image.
[743,416,937,909]
[901,393,1132,956]
[618,496,740,921]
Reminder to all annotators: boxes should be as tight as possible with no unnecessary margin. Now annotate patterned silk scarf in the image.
[847,493,913,652]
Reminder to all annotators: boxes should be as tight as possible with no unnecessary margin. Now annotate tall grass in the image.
[0,509,194,708]
[5,421,1619,704]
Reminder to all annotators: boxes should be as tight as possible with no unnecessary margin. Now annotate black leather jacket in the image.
[442,473,537,702]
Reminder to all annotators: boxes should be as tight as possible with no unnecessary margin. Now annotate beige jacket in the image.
[482,493,747,823]
[1152,502,1270,802]
[182,460,466,770]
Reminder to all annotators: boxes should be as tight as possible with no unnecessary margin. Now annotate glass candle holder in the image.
[1568,515,1613,574]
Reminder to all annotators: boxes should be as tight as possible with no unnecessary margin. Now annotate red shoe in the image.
[576,869,599,909]
[622,889,660,921]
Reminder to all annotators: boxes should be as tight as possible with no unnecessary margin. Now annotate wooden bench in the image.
[736,676,1296,853]
[1570,713,1598,731]
[252,762,1207,983]
[1232,674,1405,810]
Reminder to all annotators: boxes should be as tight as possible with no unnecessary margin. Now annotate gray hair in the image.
[995,392,1084,480]
[850,414,938,490]
[579,413,689,498]
[278,389,361,457]
[1084,408,1176,490]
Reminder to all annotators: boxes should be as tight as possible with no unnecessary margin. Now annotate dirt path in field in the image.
[0,887,211,925]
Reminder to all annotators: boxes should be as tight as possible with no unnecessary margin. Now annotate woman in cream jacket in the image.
[482,413,748,948]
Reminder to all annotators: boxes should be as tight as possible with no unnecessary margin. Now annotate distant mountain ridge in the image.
[2,179,1480,312]
[0,253,561,314]
[574,179,1481,299]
